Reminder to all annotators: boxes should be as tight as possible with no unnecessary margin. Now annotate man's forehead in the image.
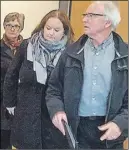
[86,3,104,13]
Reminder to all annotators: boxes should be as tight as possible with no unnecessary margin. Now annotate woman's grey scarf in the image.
[27,31,67,84]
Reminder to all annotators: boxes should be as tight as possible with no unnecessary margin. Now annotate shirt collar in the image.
[88,33,113,51]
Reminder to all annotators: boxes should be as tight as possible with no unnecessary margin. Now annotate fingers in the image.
[6,107,15,115]
[58,116,65,135]
[98,123,109,131]
[99,122,122,141]
[52,111,67,135]
[100,130,119,141]
[100,129,110,141]
[107,135,117,140]
[7,109,12,115]
[10,109,14,115]
[62,113,68,123]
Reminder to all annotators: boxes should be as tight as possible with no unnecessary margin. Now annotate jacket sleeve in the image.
[112,90,128,136]
[0,41,11,102]
[3,40,27,107]
[46,51,67,120]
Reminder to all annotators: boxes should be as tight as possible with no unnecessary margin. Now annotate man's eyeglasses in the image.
[5,24,20,31]
[82,13,106,19]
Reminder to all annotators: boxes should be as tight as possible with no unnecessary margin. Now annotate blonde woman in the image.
[1,12,25,149]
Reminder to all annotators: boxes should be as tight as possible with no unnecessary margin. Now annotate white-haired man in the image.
[46,1,128,149]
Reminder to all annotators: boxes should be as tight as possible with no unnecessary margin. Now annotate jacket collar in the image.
[112,32,128,59]
[66,31,128,64]
[66,34,87,64]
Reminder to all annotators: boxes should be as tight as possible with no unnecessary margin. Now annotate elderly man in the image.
[46,1,128,149]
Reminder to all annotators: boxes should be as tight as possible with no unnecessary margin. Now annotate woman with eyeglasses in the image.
[3,10,74,149]
[0,12,25,149]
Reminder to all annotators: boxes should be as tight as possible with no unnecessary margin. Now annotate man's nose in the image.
[82,16,89,23]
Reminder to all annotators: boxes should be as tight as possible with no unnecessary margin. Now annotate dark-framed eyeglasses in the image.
[82,13,106,19]
[5,24,20,31]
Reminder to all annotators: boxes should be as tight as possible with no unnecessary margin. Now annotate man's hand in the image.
[52,111,68,135]
[6,107,16,115]
[98,121,122,141]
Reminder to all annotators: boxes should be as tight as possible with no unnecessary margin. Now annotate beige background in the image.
[1,1,59,39]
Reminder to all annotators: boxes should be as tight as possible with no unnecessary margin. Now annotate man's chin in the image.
[84,31,90,36]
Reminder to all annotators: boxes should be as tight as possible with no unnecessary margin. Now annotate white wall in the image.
[1,1,59,39]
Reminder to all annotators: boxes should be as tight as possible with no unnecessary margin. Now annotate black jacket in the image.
[3,39,68,149]
[46,32,128,148]
[1,39,18,130]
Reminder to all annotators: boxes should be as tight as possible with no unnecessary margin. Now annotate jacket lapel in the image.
[113,31,128,59]
[66,34,88,67]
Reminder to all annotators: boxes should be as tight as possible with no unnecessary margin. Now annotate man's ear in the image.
[105,20,112,28]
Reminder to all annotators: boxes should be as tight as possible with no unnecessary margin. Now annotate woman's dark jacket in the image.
[1,39,17,130]
[46,32,128,149]
[3,39,68,149]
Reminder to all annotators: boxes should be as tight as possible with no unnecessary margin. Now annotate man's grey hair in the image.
[93,1,121,31]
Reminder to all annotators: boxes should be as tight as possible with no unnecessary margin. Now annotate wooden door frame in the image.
[59,1,71,19]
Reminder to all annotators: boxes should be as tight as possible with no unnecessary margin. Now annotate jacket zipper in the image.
[104,52,122,123]
[105,77,113,123]
[105,56,115,148]
[105,77,113,148]
[76,62,83,132]
[105,54,128,123]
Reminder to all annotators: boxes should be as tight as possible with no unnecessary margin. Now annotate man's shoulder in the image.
[65,34,88,54]
[113,32,128,56]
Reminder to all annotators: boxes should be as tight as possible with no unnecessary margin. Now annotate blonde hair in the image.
[3,12,25,31]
